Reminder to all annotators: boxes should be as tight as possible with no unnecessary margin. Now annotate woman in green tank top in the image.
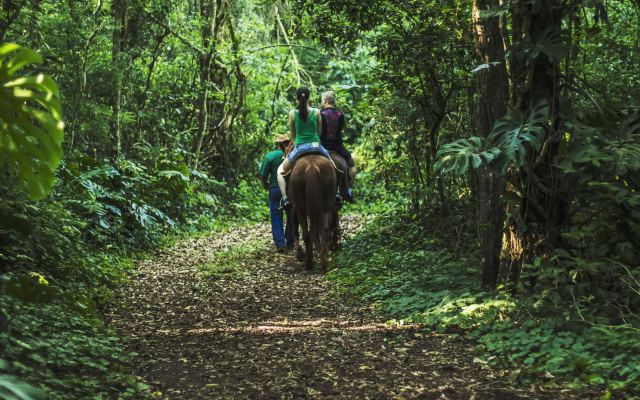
[276,86,332,210]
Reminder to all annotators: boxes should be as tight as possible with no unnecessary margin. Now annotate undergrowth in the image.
[0,154,269,398]
[1,294,147,399]
[330,201,640,398]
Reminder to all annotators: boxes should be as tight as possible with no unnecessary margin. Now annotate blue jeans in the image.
[287,142,331,163]
[269,188,293,247]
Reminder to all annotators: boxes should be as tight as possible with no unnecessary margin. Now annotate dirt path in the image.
[100,216,599,399]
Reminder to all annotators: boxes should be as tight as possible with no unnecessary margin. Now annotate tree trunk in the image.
[0,0,25,43]
[497,0,565,285]
[473,0,510,289]
[191,0,220,169]
[111,0,127,159]
[68,0,103,153]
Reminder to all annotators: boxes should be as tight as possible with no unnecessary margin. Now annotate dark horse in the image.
[289,155,337,272]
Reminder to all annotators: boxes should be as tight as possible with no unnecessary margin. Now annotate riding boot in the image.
[343,175,355,203]
[279,197,292,211]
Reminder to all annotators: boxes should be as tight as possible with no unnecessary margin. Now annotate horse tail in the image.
[305,162,324,251]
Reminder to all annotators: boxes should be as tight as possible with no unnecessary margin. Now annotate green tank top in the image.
[294,108,320,146]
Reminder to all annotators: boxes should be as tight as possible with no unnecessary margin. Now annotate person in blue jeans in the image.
[260,134,294,253]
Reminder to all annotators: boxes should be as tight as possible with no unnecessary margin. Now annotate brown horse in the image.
[289,155,337,272]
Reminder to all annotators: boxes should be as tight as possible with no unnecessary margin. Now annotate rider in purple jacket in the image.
[320,91,356,203]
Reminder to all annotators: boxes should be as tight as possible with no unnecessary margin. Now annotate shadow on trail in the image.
[99,219,599,400]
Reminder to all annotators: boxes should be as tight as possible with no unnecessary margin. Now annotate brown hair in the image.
[296,86,311,121]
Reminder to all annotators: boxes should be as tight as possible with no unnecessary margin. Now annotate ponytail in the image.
[296,86,311,122]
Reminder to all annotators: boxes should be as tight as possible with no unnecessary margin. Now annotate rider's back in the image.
[294,109,319,145]
[320,108,344,150]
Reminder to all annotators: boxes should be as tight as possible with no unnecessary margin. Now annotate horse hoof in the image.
[296,251,306,262]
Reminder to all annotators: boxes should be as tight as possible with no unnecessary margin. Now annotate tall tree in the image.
[111,0,128,158]
[192,0,225,169]
[472,0,509,289]
[497,0,565,284]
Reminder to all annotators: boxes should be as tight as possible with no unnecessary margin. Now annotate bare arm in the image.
[260,174,269,190]
[316,108,322,139]
[289,110,296,143]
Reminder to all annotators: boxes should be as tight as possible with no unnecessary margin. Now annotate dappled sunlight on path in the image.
[100,216,594,399]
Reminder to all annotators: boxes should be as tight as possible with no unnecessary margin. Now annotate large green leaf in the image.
[488,100,550,174]
[435,137,498,175]
[479,5,509,19]
[0,44,64,200]
[0,375,46,400]
[507,27,569,62]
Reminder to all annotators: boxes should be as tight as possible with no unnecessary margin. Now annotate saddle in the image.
[281,151,349,207]
[281,150,344,177]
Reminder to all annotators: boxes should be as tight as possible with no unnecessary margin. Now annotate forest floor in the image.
[99,215,605,400]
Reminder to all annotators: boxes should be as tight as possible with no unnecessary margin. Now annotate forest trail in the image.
[100,217,591,400]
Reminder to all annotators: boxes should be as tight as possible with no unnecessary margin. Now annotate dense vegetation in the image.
[0,0,639,398]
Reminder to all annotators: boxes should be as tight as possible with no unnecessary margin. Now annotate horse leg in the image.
[329,207,340,251]
[292,209,305,262]
[320,213,332,273]
[320,238,328,272]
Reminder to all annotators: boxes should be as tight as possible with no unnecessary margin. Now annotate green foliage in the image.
[436,100,550,174]
[0,289,147,399]
[409,253,640,392]
[489,100,550,173]
[0,0,637,397]
[434,137,496,174]
[329,202,479,318]
[0,44,64,200]
[507,27,570,62]
[0,374,46,400]
[334,200,640,394]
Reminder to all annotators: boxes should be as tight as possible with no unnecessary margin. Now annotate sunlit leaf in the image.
[0,44,64,200]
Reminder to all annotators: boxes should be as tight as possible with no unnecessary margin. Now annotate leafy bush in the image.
[0,278,147,399]
[333,198,640,395]
[410,258,640,393]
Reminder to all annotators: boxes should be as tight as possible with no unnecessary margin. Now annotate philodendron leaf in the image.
[488,100,550,173]
[480,5,509,19]
[507,27,569,62]
[435,137,498,174]
[0,375,47,400]
[0,44,65,200]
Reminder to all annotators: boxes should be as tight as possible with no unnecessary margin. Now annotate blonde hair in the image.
[322,91,337,106]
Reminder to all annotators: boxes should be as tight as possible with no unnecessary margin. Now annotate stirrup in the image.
[279,197,292,211]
